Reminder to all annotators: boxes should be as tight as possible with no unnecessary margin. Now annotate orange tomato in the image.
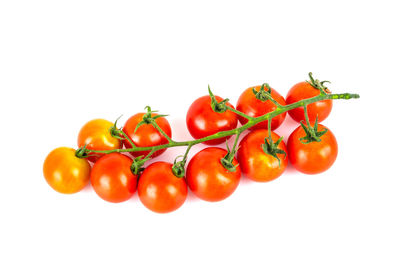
[77,119,122,162]
[43,147,91,194]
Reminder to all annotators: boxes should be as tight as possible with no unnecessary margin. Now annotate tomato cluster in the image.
[43,74,341,213]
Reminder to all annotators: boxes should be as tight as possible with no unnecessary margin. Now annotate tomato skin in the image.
[186,147,241,202]
[90,153,137,203]
[186,95,238,145]
[43,147,91,194]
[138,162,187,213]
[286,82,332,123]
[236,86,287,131]
[77,119,122,162]
[287,124,338,174]
[123,113,172,158]
[237,130,288,182]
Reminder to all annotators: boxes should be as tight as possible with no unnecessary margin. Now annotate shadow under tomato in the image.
[283,162,300,175]
[79,181,93,193]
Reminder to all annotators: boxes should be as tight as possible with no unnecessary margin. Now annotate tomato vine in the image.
[75,82,359,176]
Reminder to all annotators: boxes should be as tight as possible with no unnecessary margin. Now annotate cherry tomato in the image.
[186,95,237,145]
[90,153,137,203]
[186,147,241,202]
[138,162,187,213]
[237,129,288,182]
[236,86,286,131]
[43,147,91,194]
[77,118,122,162]
[123,113,172,158]
[287,124,338,174]
[286,82,332,123]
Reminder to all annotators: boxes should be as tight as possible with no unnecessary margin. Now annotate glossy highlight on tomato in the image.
[287,124,338,174]
[237,130,288,182]
[186,95,237,145]
[77,118,122,162]
[236,86,286,131]
[90,153,137,203]
[186,147,241,202]
[138,162,187,213]
[43,147,91,194]
[286,82,332,123]
[123,113,172,158]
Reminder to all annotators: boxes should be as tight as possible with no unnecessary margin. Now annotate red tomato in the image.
[286,82,332,123]
[43,147,91,194]
[236,86,287,131]
[186,95,237,145]
[90,153,137,203]
[186,147,241,202]
[287,124,338,174]
[77,118,122,162]
[138,162,187,213]
[123,113,172,158]
[237,130,288,182]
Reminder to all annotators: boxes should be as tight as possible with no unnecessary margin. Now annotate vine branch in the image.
[76,90,359,176]
[82,92,359,155]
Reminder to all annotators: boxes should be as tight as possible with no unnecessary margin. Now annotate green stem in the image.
[144,148,156,160]
[303,104,312,129]
[85,92,359,155]
[150,120,174,143]
[267,117,272,144]
[266,94,283,108]
[231,131,241,152]
[226,106,254,120]
[182,144,193,163]
[120,130,136,148]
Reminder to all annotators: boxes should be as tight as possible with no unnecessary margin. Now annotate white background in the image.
[1,1,399,266]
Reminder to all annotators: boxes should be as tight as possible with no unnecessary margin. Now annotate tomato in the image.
[186,95,237,145]
[287,124,338,174]
[90,153,137,203]
[138,162,187,213]
[286,82,332,123]
[43,147,91,194]
[236,86,286,131]
[186,147,241,202]
[77,118,122,162]
[237,129,288,182]
[123,113,172,158]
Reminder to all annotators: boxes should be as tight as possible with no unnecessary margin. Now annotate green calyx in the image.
[109,115,125,140]
[171,156,186,178]
[307,72,331,95]
[130,155,147,175]
[261,136,286,166]
[134,106,168,134]
[220,140,239,172]
[75,144,90,158]
[299,116,327,144]
[130,149,157,175]
[208,85,229,113]
[252,83,272,102]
